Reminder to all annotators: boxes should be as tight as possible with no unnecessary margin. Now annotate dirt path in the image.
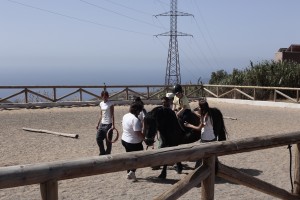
[0,100,300,200]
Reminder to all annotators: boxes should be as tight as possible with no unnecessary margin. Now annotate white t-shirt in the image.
[100,100,114,124]
[121,113,143,144]
[201,116,215,141]
[137,109,146,122]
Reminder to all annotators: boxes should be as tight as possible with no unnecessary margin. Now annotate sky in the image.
[1,0,300,86]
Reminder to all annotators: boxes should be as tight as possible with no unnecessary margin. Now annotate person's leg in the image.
[128,142,143,172]
[152,136,161,170]
[96,126,106,155]
[130,142,143,181]
[122,140,141,181]
[194,139,204,168]
[122,140,132,174]
[105,124,113,154]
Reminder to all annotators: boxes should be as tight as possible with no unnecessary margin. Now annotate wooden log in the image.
[223,116,237,120]
[294,144,300,195]
[202,156,216,200]
[217,162,300,200]
[22,128,79,139]
[154,165,210,200]
[40,179,58,200]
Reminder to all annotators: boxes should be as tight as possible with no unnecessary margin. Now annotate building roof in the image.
[277,44,300,52]
[286,44,300,52]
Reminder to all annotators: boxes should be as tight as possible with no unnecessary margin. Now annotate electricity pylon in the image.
[155,0,193,86]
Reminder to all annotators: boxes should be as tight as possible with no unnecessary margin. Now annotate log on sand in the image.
[223,116,238,120]
[22,128,79,139]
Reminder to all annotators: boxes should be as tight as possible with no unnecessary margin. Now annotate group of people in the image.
[96,84,225,181]
[96,91,146,181]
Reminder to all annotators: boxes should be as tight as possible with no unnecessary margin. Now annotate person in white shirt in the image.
[96,91,115,155]
[121,101,144,182]
[184,98,227,168]
[184,98,217,142]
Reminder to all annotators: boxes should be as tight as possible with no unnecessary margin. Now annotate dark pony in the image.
[143,106,227,179]
[143,106,201,179]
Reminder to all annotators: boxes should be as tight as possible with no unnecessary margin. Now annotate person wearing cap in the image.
[151,94,174,171]
[172,84,191,121]
[165,93,174,109]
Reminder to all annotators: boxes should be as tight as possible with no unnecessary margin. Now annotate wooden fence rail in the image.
[0,84,299,109]
[1,131,300,199]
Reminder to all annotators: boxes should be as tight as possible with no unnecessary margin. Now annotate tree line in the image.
[207,60,300,100]
[209,60,300,88]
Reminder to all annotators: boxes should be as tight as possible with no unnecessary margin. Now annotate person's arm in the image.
[172,103,177,111]
[193,111,201,118]
[110,105,115,129]
[184,113,207,131]
[133,117,144,139]
[135,130,145,139]
[176,104,188,117]
[96,108,102,130]
[184,120,204,131]
[176,95,190,117]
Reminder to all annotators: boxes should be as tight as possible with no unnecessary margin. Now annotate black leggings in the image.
[121,140,144,172]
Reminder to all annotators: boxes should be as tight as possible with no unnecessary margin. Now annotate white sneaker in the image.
[127,171,137,182]
[127,171,133,179]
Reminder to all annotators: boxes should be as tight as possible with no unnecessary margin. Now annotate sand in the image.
[0,100,300,200]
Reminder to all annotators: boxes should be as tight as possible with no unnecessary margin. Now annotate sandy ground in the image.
[0,100,300,200]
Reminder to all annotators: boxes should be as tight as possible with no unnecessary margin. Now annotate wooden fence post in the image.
[25,88,28,103]
[201,156,216,200]
[294,144,300,195]
[53,88,57,102]
[40,179,58,200]
[79,88,83,101]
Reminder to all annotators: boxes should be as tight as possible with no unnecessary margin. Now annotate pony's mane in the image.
[209,107,227,141]
[145,106,163,119]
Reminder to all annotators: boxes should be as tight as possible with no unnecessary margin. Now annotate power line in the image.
[79,0,164,29]
[192,0,223,68]
[6,0,151,36]
[103,0,153,16]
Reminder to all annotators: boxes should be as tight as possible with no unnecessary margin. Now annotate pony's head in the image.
[143,106,161,146]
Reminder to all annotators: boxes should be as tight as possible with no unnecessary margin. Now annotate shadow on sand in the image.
[141,165,263,186]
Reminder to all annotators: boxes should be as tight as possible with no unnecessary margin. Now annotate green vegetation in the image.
[209,60,300,87]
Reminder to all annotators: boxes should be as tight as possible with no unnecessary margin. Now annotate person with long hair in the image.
[184,97,227,168]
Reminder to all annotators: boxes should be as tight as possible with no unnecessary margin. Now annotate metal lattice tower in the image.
[155,0,193,86]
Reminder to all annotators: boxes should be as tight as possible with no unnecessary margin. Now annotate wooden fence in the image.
[0,84,299,109]
[1,131,300,199]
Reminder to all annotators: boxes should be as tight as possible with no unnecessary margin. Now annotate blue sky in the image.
[1,0,300,86]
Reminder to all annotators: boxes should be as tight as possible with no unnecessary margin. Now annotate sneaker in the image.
[127,171,133,179]
[127,171,137,182]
